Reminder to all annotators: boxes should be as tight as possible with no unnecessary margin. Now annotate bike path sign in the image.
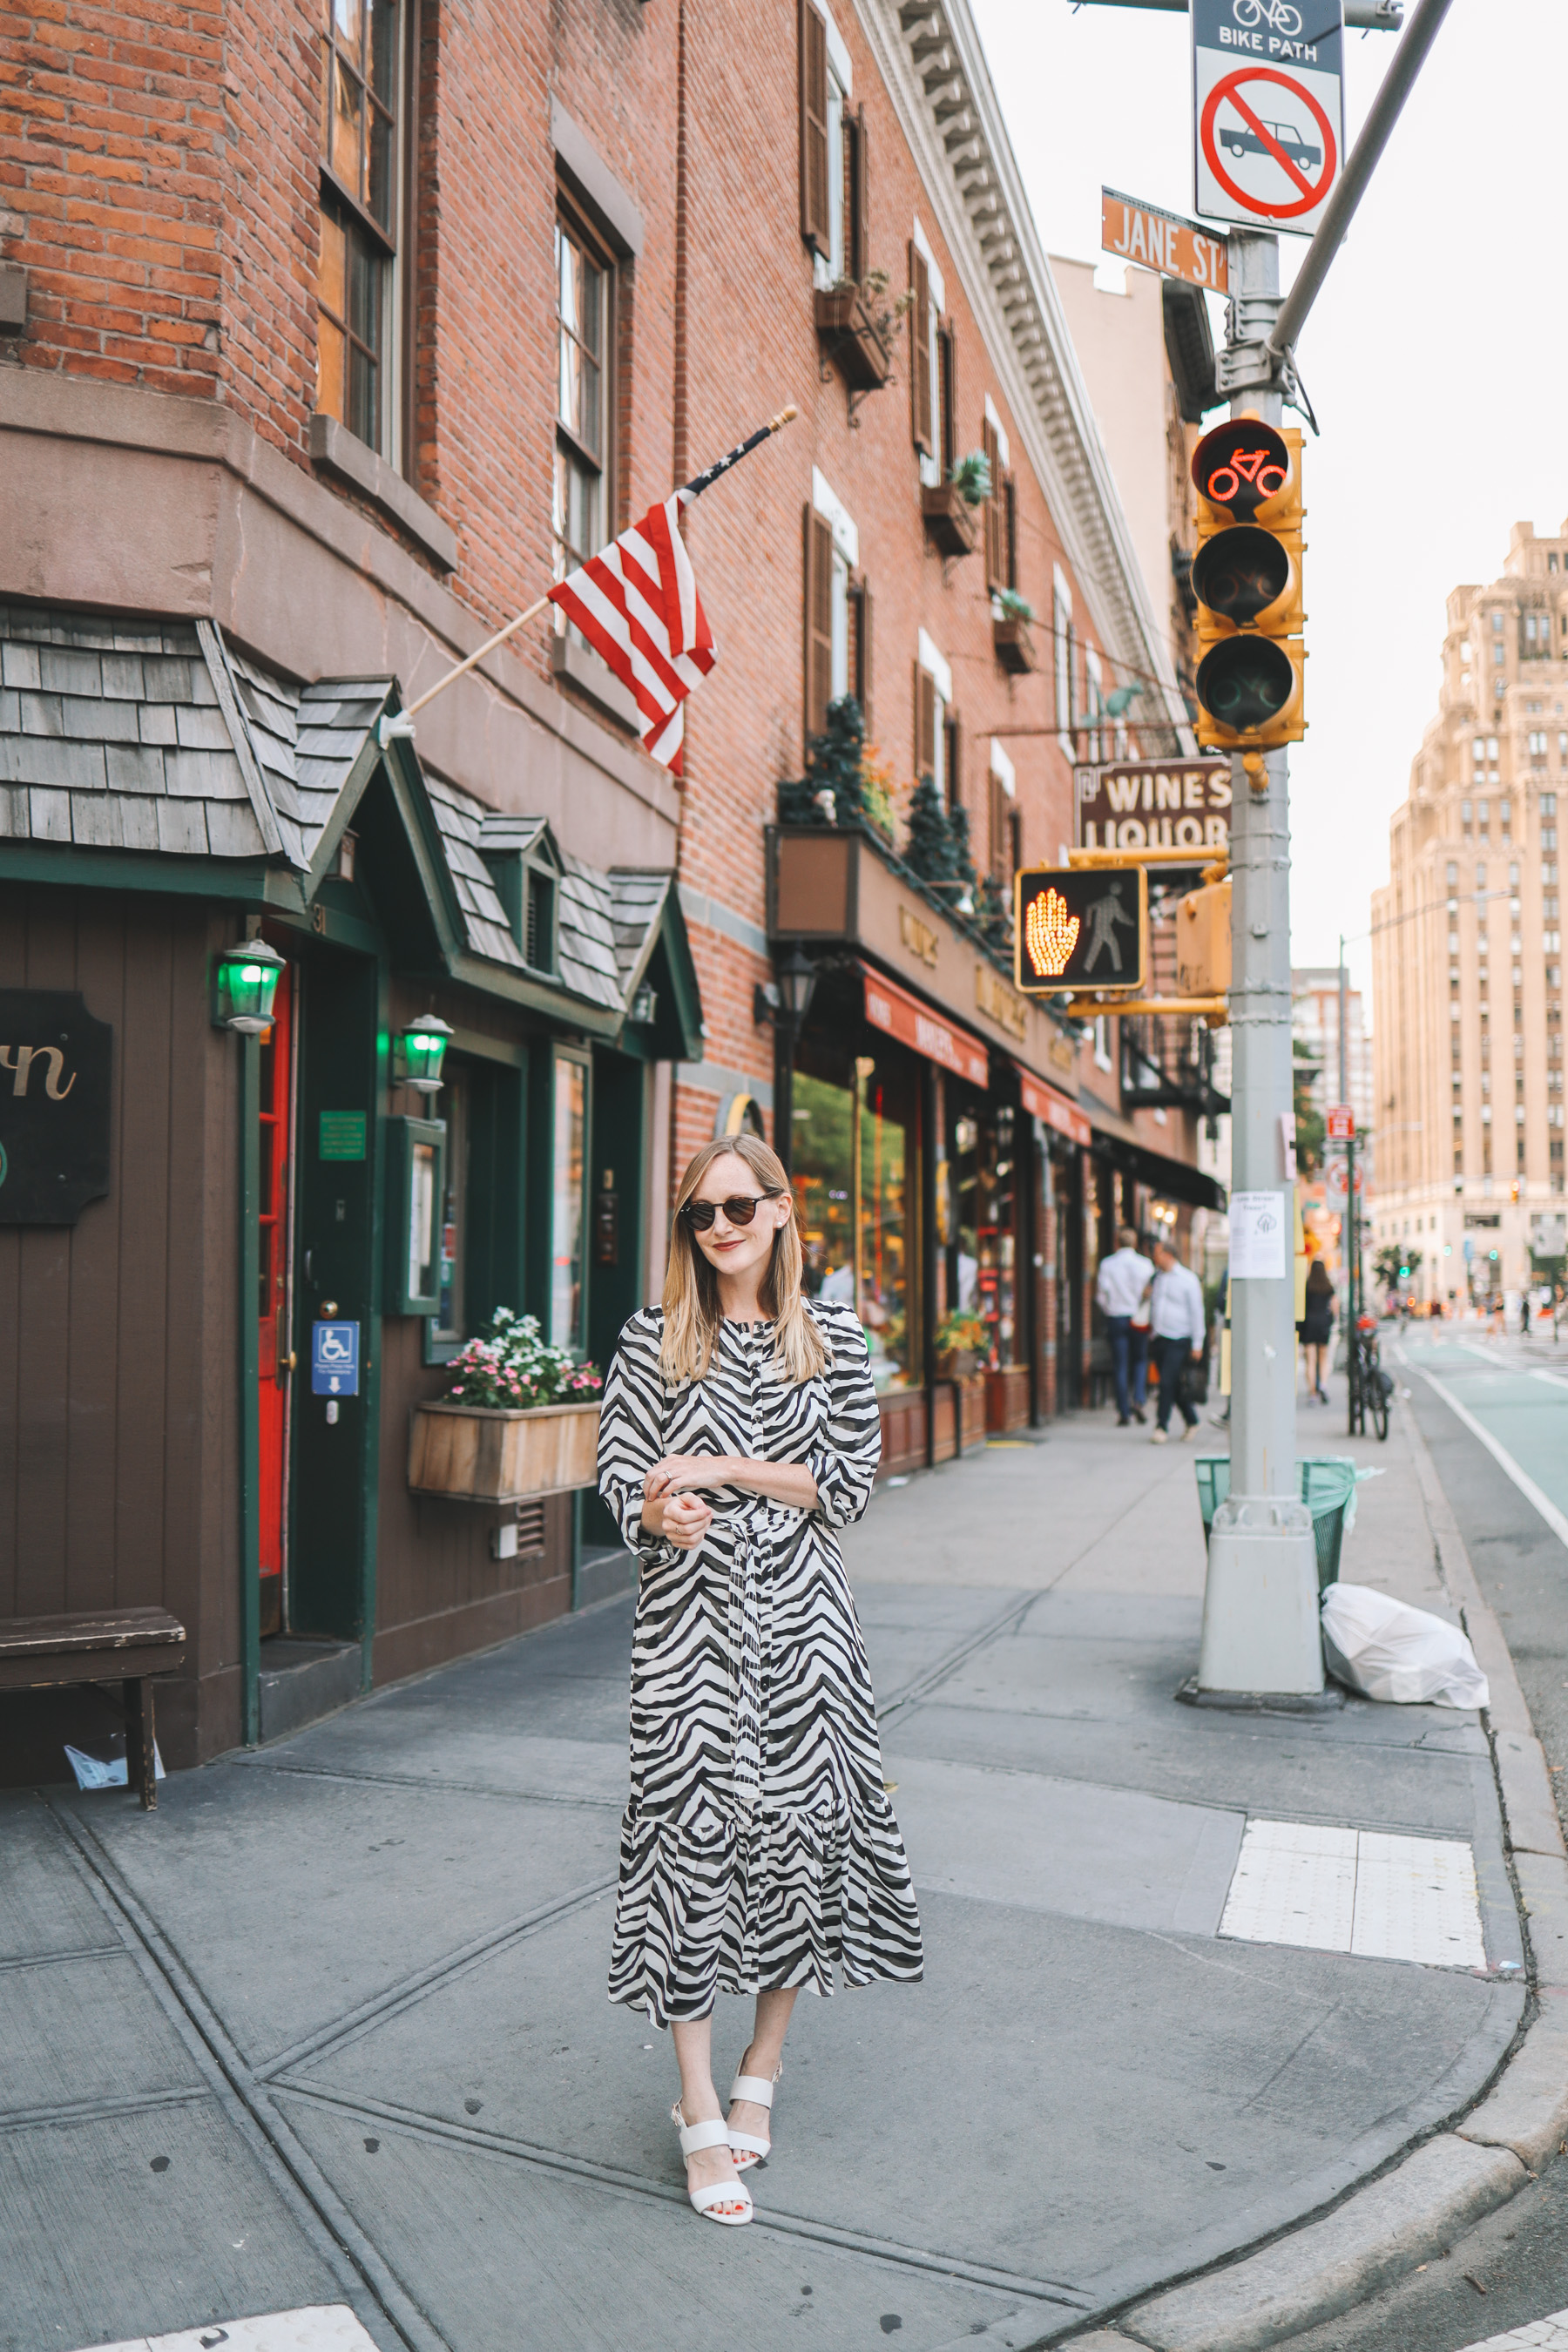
[1193,0,1343,239]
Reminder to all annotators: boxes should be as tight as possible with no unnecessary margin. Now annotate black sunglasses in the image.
[682,1190,783,1232]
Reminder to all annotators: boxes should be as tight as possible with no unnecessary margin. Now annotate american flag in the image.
[547,491,716,773]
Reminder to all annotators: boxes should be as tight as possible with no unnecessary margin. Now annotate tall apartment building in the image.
[1372,521,1566,1305]
[0,0,1212,1775]
[1293,969,1373,1134]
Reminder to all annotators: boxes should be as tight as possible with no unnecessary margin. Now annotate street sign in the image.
[1075,760,1231,853]
[1014,866,1149,997]
[1101,186,1230,292]
[1325,1159,1362,1196]
[311,1319,360,1397]
[1327,1103,1354,1140]
[1193,0,1344,240]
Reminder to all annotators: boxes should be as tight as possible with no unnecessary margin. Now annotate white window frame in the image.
[1054,564,1074,760]
[813,466,858,704]
[812,9,854,291]
[913,215,946,491]
[919,627,951,801]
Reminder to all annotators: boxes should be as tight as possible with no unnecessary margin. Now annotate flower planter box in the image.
[934,1347,981,1380]
[992,613,1037,675]
[814,287,892,392]
[985,1363,1031,1434]
[409,1399,601,1504]
[922,482,978,558]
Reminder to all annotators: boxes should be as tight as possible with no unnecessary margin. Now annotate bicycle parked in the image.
[1348,1313,1392,1442]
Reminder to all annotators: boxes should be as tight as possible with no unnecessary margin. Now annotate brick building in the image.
[0,0,1217,1775]
[1372,520,1567,1308]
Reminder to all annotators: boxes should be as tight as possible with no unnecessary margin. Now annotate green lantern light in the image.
[394,1015,453,1097]
[213,937,286,1034]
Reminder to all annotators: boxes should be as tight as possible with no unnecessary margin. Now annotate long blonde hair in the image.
[660,1133,830,1385]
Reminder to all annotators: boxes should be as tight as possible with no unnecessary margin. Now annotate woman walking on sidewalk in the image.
[596,1133,923,2226]
[1299,1257,1335,1403]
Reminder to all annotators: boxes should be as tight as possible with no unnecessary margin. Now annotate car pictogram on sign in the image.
[1200,67,1338,226]
[1221,118,1321,172]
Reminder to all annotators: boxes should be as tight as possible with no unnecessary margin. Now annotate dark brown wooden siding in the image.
[0,884,241,1775]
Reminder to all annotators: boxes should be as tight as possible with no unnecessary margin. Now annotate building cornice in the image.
[855,0,1192,748]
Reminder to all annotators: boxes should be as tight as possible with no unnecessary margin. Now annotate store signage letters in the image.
[0,990,112,1226]
[975,963,1030,1044]
[1076,760,1232,852]
[897,904,940,969]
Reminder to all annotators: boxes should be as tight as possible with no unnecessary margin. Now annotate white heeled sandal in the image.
[672,2101,754,2225]
[727,2061,781,2170]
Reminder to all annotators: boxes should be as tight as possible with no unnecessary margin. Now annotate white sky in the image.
[970,0,1568,999]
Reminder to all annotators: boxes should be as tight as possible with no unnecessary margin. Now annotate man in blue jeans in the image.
[1095,1225,1153,1427]
[1148,1238,1206,1442]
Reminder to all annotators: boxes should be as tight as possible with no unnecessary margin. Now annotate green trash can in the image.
[1193,1456,1359,1592]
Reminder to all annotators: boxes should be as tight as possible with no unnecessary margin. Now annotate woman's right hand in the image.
[642,1489,713,1550]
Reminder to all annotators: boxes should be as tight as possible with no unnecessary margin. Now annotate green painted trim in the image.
[238,1034,262,1746]
[360,963,389,1695]
[444,949,624,1036]
[653,889,706,1062]
[0,844,301,903]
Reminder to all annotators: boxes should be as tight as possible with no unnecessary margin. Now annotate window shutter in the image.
[990,772,1008,883]
[983,419,1002,591]
[939,318,957,478]
[799,0,830,257]
[803,504,835,744]
[1004,471,1018,591]
[914,661,936,779]
[909,242,932,455]
[852,572,874,736]
[1009,806,1023,882]
[945,708,963,814]
[848,105,870,283]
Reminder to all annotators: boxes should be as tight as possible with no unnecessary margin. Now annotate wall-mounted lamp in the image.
[394,1014,453,1096]
[212,937,286,1033]
[630,983,658,1025]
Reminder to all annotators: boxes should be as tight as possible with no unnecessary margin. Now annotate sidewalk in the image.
[0,1383,1531,2352]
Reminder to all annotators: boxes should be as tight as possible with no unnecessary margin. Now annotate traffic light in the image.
[1190,418,1305,753]
[1015,866,1148,997]
[1175,876,1232,997]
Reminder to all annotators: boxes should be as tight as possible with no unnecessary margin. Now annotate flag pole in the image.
[379,405,797,746]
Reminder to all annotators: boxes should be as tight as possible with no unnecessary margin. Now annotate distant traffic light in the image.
[1191,418,1305,753]
[1014,866,1148,997]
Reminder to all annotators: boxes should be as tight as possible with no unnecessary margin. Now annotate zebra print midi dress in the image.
[597,1300,924,2027]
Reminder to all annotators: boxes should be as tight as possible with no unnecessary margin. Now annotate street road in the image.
[1284,1325,1568,2352]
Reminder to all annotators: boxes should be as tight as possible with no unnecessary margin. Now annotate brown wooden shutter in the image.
[982,419,1003,591]
[1009,806,1023,881]
[945,708,963,814]
[1004,471,1018,591]
[939,318,957,478]
[989,772,1008,882]
[804,504,834,744]
[853,572,874,736]
[909,242,932,454]
[848,105,870,283]
[914,660,936,778]
[799,0,830,257]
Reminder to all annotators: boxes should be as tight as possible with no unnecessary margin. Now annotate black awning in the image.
[1090,1127,1227,1213]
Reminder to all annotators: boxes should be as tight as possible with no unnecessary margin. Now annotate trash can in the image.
[1193,1456,1360,1592]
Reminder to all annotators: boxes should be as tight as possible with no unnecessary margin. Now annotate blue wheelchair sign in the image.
[312,1320,360,1396]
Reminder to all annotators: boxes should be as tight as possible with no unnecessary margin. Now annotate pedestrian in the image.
[1147,1238,1205,1443]
[596,1132,923,2228]
[1095,1223,1153,1426]
[1299,1257,1335,1402]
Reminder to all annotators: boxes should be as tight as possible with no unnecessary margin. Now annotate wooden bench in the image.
[0,1608,186,1810]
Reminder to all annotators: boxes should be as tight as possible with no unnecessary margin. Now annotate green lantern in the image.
[213,938,286,1034]
[394,1015,453,1097]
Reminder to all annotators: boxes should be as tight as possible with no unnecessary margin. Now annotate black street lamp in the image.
[761,944,817,1173]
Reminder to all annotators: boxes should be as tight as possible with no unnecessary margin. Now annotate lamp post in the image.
[769,944,817,1175]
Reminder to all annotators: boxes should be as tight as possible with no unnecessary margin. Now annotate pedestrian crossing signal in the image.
[1191,418,1306,752]
[1014,866,1148,997]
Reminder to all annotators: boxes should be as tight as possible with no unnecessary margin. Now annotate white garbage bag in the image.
[1321,1582,1490,1710]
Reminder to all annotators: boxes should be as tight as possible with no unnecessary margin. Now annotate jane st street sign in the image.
[1101,186,1230,290]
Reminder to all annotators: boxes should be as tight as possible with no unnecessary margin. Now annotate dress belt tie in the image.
[727,1529,764,1822]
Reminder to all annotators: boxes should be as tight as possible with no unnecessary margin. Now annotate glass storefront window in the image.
[551,1055,586,1351]
[433,1065,467,1342]
[792,1049,918,1391]
[946,1097,1019,1368]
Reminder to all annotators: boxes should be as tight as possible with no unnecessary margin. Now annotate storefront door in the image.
[257,959,296,1639]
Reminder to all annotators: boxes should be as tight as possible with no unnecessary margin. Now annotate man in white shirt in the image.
[1095,1225,1153,1427]
[1148,1240,1206,1442]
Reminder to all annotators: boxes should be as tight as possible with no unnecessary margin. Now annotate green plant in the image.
[936,1310,987,1354]
[443,1308,603,1409]
[950,449,992,507]
[904,772,957,885]
[977,873,1012,953]
[995,588,1035,624]
[778,695,868,827]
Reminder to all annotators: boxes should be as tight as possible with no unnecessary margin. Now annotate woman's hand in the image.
[645,1453,739,1500]
[642,1487,713,1550]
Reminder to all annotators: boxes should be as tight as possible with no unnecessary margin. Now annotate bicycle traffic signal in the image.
[1014,866,1148,997]
[1190,418,1305,753]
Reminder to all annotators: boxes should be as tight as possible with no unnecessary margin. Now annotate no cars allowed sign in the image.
[1193,0,1344,239]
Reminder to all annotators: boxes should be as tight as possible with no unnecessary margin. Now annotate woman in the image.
[1300,1256,1335,1403]
[597,1133,923,2227]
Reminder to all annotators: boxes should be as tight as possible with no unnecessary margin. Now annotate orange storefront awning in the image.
[860,965,990,1088]
[1014,1061,1092,1149]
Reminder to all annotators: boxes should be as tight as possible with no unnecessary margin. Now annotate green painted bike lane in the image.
[1396,1335,1568,1545]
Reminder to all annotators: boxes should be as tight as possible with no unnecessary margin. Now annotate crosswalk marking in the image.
[1450,2312,1568,2350]
[88,2308,379,2352]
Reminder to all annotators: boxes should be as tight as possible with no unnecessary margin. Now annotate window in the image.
[551,1055,587,1353]
[317,0,403,455]
[1446,862,1458,888]
[914,631,953,805]
[908,226,949,490]
[792,1047,919,1393]
[1493,612,1505,635]
[1054,564,1074,759]
[1478,799,1490,833]
[989,741,1017,885]
[1093,1015,1113,1072]
[1085,647,1104,766]
[983,406,1013,596]
[526,868,556,974]
[432,1065,469,1345]
[553,209,610,594]
[803,478,870,742]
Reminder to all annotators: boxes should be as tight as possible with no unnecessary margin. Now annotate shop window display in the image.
[791,1052,918,1390]
[945,1100,1019,1369]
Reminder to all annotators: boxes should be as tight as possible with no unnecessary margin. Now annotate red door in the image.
[257,960,295,1639]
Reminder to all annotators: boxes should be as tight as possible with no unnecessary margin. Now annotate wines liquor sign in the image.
[0,991,112,1225]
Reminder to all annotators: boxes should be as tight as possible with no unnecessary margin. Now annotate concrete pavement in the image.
[0,1372,1549,2352]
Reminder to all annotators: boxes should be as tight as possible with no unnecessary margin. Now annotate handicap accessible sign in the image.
[312,1320,360,1396]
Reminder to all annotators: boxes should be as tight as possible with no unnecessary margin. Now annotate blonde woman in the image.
[597,1133,923,2226]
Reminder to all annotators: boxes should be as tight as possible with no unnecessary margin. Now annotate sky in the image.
[968,0,1568,1001]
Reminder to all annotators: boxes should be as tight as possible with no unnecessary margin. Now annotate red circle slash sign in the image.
[1200,66,1337,224]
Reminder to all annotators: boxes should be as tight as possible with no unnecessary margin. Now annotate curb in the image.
[1084,1399,1568,2352]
